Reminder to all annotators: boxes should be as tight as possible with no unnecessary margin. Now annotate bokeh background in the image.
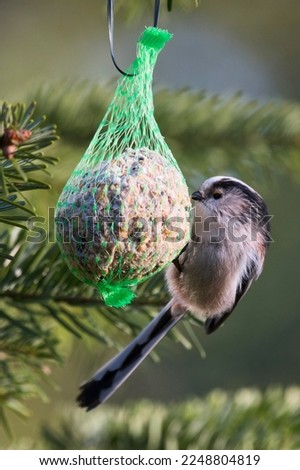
[0,0,300,449]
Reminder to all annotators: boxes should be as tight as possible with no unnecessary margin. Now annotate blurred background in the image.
[0,0,300,449]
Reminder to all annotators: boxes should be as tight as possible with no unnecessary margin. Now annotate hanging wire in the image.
[107,0,133,77]
[107,0,167,77]
[153,0,161,27]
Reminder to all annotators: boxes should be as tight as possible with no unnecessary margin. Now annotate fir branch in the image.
[41,387,300,450]
[32,83,300,185]
[0,102,59,234]
[0,100,60,424]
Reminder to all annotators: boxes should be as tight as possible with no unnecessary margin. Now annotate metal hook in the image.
[107,0,134,77]
[107,0,166,77]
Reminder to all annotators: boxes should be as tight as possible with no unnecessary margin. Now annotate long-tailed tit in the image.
[77,176,271,410]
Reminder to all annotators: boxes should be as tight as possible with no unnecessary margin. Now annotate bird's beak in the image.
[191,190,204,201]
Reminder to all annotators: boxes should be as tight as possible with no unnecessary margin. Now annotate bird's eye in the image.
[213,192,222,200]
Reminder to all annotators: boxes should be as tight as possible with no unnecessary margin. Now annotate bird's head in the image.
[191,176,271,245]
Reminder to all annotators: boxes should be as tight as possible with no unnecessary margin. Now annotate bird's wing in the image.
[172,243,188,273]
[205,259,257,335]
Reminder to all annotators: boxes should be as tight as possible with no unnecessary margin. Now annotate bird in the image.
[77,175,271,411]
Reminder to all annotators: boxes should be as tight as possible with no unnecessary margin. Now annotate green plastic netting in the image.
[55,27,191,308]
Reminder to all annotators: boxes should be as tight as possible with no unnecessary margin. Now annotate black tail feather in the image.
[77,300,184,410]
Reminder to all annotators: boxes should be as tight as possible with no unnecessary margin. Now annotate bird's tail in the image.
[77,300,185,410]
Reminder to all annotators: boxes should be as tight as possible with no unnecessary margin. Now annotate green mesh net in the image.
[55,27,191,308]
